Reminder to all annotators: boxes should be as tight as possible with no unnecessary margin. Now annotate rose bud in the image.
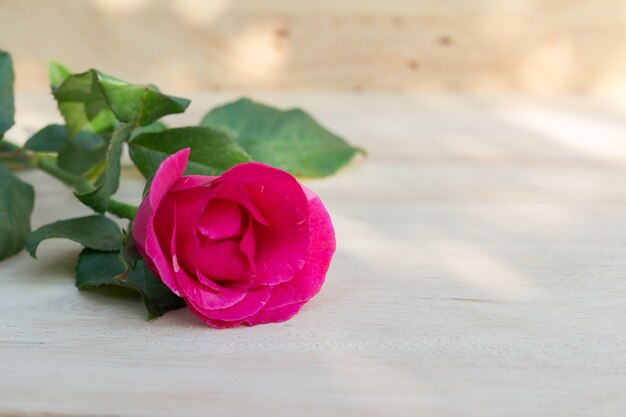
[132,148,336,328]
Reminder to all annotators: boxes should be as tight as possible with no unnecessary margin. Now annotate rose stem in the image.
[1,139,138,220]
[105,199,138,220]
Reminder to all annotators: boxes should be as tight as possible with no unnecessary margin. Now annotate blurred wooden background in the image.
[2,0,626,95]
[4,3,626,416]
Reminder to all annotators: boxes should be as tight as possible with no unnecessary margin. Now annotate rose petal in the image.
[244,302,305,326]
[142,218,182,294]
[149,148,190,209]
[152,185,214,277]
[132,197,155,271]
[170,175,215,192]
[238,217,256,273]
[169,186,215,249]
[180,233,253,283]
[220,163,311,287]
[175,268,247,310]
[212,180,269,226]
[185,301,246,329]
[258,186,336,310]
[197,199,242,240]
[187,285,273,322]
[195,267,225,291]
[133,149,192,295]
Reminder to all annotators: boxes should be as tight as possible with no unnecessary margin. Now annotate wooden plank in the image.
[1,0,626,94]
[1,93,626,416]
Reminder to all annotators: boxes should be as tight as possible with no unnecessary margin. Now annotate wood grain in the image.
[2,92,626,416]
[1,0,626,94]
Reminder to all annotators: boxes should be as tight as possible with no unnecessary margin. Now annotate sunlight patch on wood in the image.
[228,25,287,85]
[500,106,626,161]
[171,0,230,26]
[91,0,149,16]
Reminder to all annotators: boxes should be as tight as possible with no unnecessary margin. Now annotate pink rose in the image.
[132,149,336,328]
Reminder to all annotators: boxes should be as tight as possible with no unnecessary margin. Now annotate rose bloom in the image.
[133,148,336,328]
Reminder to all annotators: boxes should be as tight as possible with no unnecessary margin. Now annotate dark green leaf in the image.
[54,69,190,138]
[74,123,132,212]
[120,224,142,269]
[129,126,251,179]
[25,214,122,258]
[0,162,34,260]
[129,120,167,141]
[0,51,15,136]
[97,73,190,125]
[200,97,363,177]
[23,124,68,152]
[48,60,72,91]
[76,248,184,319]
[24,124,108,176]
[58,130,107,175]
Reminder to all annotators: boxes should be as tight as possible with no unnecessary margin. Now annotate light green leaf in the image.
[0,51,15,136]
[200,97,363,177]
[76,248,184,320]
[0,162,34,260]
[74,123,133,212]
[48,60,72,91]
[54,69,190,138]
[129,126,252,179]
[53,70,116,138]
[25,214,122,258]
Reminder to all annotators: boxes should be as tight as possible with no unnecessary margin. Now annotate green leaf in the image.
[57,130,108,175]
[53,70,116,138]
[54,69,190,138]
[0,51,15,136]
[129,120,167,141]
[74,123,132,212]
[120,224,142,269]
[98,74,190,125]
[200,97,363,177]
[24,124,108,176]
[129,126,252,179]
[48,60,72,91]
[76,248,184,320]
[25,214,122,258]
[23,124,68,152]
[0,162,34,260]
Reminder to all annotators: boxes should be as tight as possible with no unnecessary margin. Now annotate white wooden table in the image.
[2,92,626,417]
